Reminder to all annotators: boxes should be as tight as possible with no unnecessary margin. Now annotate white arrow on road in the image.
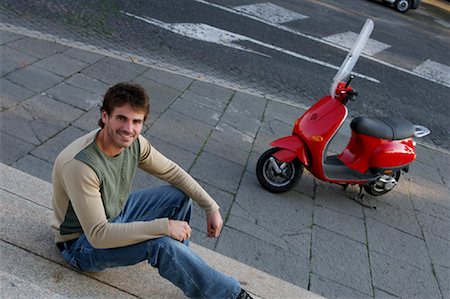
[122,11,379,84]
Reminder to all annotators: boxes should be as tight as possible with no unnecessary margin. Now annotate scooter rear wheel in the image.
[363,170,401,196]
[256,148,303,193]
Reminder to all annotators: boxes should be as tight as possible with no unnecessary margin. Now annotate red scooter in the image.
[256,19,430,198]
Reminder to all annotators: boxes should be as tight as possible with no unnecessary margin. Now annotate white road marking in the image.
[414,59,450,86]
[120,15,270,58]
[233,2,308,24]
[323,31,391,56]
[193,0,450,88]
[122,11,379,83]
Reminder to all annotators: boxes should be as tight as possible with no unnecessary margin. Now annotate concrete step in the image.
[1,270,66,299]
[0,162,323,298]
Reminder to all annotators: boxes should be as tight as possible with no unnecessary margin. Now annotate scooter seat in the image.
[350,117,415,140]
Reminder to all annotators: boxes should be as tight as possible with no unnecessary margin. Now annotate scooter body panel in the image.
[270,135,310,166]
[370,138,416,168]
[294,95,348,181]
[338,131,416,174]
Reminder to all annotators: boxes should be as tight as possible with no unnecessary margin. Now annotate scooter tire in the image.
[363,170,401,196]
[256,148,303,193]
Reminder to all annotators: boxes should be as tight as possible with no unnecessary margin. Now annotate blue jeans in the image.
[61,186,241,299]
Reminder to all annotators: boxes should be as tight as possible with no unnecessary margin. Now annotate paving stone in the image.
[6,37,68,59]
[133,76,182,114]
[416,210,450,242]
[148,109,212,154]
[374,288,400,298]
[218,108,261,140]
[0,31,23,44]
[370,251,441,298]
[251,123,291,157]
[45,82,101,111]
[81,57,147,84]
[309,273,372,299]
[423,232,450,268]
[0,45,38,76]
[245,151,259,175]
[217,227,311,289]
[413,195,450,221]
[187,80,234,104]
[0,78,35,109]
[203,128,252,166]
[190,151,244,193]
[230,172,313,257]
[180,90,228,112]
[190,180,235,235]
[65,73,109,97]
[145,135,197,172]
[326,132,349,155]
[1,94,84,144]
[5,65,64,92]
[190,228,218,251]
[363,191,423,238]
[141,67,193,91]
[31,125,86,163]
[259,117,293,139]
[315,184,364,218]
[63,47,105,64]
[71,107,100,132]
[311,226,372,296]
[434,264,450,299]
[171,97,221,126]
[33,53,89,77]
[1,106,43,145]
[264,100,305,124]
[410,181,450,213]
[12,154,53,183]
[366,218,431,271]
[131,168,166,192]
[314,205,366,243]
[408,159,445,186]
[0,132,35,165]
[227,91,267,121]
[293,170,316,199]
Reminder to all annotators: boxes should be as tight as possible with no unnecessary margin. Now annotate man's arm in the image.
[61,160,170,248]
[138,136,223,237]
[138,136,220,214]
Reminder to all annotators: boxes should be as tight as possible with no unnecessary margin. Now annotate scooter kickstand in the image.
[352,186,377,209]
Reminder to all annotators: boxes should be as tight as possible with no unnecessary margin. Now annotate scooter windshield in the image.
[330,19,374,98]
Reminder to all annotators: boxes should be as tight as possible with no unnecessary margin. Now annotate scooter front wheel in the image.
[256,148,303,193]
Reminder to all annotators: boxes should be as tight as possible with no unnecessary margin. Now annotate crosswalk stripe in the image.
[414,59,450,86]
[323,31,391,56]
[233,2,309,24]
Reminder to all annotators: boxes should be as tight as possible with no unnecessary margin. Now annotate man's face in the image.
[101,103,145,151]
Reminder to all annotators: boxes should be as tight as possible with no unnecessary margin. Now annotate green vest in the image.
[60,139,140,235]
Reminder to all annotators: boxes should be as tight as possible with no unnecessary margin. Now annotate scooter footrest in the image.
[323,156,373,181]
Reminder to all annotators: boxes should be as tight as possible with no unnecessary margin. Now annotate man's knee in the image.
[147,236,186,267]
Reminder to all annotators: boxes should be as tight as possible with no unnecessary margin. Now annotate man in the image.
[52,82,252,299]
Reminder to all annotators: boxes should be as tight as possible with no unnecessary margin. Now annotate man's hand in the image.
[206,210,223,238]
[168,220,192,242]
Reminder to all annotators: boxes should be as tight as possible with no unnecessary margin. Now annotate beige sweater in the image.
[51,129,219,249]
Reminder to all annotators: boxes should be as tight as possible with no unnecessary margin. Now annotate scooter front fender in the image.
[270,135,310,166]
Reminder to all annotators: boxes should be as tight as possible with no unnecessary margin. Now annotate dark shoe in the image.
[237,289,253,299]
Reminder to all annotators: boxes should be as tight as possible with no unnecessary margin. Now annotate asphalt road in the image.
[1,0,449,149]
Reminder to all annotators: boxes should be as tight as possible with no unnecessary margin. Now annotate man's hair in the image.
[98,82,150,128]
